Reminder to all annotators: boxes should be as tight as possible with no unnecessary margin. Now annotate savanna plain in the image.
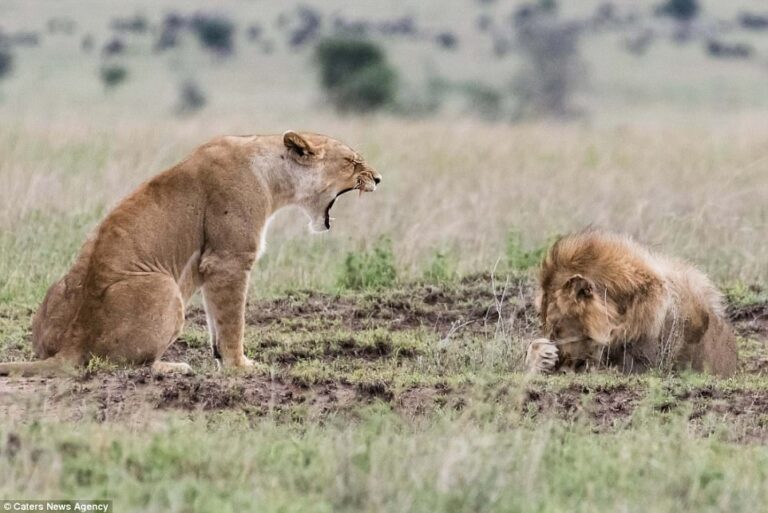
[1,1,768,512]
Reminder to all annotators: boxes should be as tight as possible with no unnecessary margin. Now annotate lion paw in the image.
[526,339,559,374]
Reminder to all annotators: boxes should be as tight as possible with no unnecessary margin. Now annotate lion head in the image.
[540,273,620,367]
[282,130,381,233]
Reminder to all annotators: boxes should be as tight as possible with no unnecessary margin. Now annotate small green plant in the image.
[314,37,398,113]
[723,282,765,308]
[506,231,548,272]
[338,238,397,290]
[84,355,118,375]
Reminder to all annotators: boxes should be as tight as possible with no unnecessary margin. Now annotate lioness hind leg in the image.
[93,273,188,367]
[0,353,80,377]
[151,361,193,375]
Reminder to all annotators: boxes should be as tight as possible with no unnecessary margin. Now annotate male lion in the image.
[526,230,738,376]
[0,131,381,376]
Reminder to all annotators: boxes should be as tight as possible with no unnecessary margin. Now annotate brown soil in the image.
[1,275,767,442]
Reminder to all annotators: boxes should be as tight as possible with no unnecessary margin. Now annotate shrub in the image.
[656,0,699,22]
[101,37,125,57]
[111,14,149,34]
[460,82,503,121]
[176,80,207,114]
[706,40,753,59]
[286,6,322,48]
[155,13,184,52]
[99,64,128,90]
[739,12,768,31]
[434,32,458,50]
[338,238,397,290]
[315,37,397,113]
[191,13,235,55]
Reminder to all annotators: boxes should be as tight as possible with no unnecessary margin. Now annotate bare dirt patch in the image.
[227,274,539,338]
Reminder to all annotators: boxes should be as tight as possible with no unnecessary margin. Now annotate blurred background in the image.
[1,0,767,303]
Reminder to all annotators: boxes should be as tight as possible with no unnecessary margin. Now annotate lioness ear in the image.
[283,130,320,162]
[564,274,593,301]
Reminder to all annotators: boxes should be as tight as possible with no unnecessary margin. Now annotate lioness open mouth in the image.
[324,187,355,229]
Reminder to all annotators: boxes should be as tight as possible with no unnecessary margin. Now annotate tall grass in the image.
[1,115,767,304]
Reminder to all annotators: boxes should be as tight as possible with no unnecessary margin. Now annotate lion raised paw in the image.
[526,338,559,374]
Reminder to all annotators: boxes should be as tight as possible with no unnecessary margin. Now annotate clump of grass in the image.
[338,238,397,291]
[505,230,549,273]
[723,282,766,308]
[423,250,458,283]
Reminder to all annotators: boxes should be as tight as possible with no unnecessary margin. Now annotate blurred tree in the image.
[512,9,586,119]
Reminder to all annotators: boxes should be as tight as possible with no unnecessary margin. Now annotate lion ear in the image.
[564,274,593,301]
[283,131,321,163]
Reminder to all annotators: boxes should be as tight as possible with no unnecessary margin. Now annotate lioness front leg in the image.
[526,338,560,374]
[200,251,256,369]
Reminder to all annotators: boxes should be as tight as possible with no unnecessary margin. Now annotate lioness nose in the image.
[374,176,381,185]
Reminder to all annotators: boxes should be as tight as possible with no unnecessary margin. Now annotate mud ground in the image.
[1,275,767,442]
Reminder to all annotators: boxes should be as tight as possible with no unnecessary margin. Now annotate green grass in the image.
[1,1,768,509]
[2,404,768,513]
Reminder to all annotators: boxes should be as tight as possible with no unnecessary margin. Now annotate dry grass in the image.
[2,113,767,304]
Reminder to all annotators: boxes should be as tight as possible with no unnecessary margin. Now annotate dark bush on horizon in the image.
[706,40,753,59]
[0,47,13,80]
[100,64,128,90]
[314,38,397,113]
[739,12,768,31]
[656,0,699,22]
[176,80,207,114]
[191,13,235,56]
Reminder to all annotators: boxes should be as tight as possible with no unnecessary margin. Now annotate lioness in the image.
[526,230,738,376]
[0,131,381,376]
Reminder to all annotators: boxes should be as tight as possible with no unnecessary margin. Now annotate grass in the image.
[2,403,768,513]
[1,0,768,510]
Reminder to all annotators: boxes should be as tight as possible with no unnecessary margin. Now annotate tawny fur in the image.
[0,131,381,376]
[530,230,738,376]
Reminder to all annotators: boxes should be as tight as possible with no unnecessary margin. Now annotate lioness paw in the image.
[526,338,559,374]
[221,355,256,370]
